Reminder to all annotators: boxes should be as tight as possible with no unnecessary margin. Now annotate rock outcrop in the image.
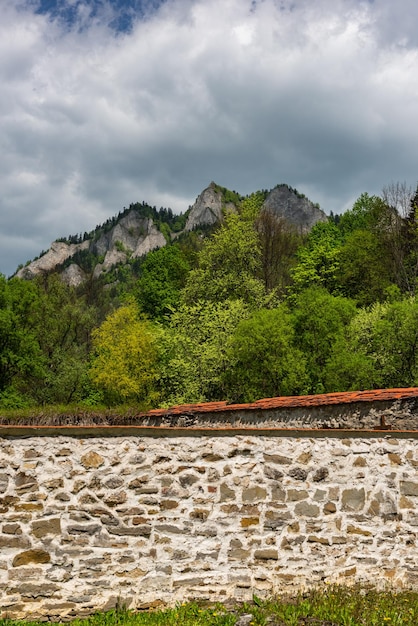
[14,182,327,284]
[184,182,236,231]
[262,185,327,232]
[16,241,90,280]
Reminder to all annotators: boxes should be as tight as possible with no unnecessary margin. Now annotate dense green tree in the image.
[255,209,302,293]
[292,287,357,393]
[181,212,265,307]
[325,297,418,391]
[0,276,44,399]
[23,275,99,405]
[290,221,342,295]
[335,229,393,306]
[224,305,308,402]
[158,299,250,405]
[90,301,160,406]
[135,244,190,321]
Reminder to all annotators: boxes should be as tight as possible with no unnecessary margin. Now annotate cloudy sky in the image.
[1,0,418,276]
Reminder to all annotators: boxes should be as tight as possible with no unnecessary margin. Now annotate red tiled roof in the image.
[147,388,418,417]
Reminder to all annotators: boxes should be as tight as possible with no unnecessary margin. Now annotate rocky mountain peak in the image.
[184,182,239,231]
[14,182,326,286]
[262,184,327,231]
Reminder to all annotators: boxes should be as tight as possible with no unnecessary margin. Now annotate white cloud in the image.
[1,0,418,275]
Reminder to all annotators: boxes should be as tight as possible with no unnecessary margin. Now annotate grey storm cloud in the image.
[1,0,418,276]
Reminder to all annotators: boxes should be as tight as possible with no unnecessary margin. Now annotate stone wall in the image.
[2,429,418,620]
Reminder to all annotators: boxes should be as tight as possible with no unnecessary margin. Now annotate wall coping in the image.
[1,388,417,434]
[146,387,418,414]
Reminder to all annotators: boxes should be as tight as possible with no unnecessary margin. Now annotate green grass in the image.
[0,403,151,425]
[2,587,418,625]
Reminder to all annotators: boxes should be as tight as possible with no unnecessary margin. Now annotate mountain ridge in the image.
[16,182,327,285]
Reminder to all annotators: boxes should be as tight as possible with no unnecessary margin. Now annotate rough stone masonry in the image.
[1,389,418,620]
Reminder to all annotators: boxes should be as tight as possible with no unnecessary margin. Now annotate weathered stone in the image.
[228,448,252,458]
[79,493,99,505]
[0,535,30,549]
[313,489,326,501]
[242,487,267,502]
[0,473,9,493]
[400,481,418,497]
[297,452,312,465]
[202,453,224,462]
[128,476,149,489]
[134,486,159,495]
[263,466,283,480]
[128,454,146,465]
[160,499,178,510]
[15,472,38,493]
[10,583,59,598]
[288,467,308,481]
[388,453,402,465]
[271,486,286,501]
[254,549,278,560]
[220,483,235,501]
[179,474,199,488]
[347,525,372,536]
[342,488,366,512]
[2,523,22,535]
[55,492,71,501]
[103,491,127,507]
[14,502,43,511]
[287,489,308,502]
[307,536,330,545]
[100,514,119,526]
[264,511,292,530]
[45,478,64,490]
[155,524,183,534]
[72,480,86,493]
[400,495,414,509]
[323,502,337,514]
[263,454,291,465]
[207,468,219,481]
[241,517,259,528]
[56,448,72,456]
[67,524,101,535]
[294,502,320,517]
[189,509,210,521]
[353,457,367,467]
[32,518,61,538]
[312,467,329,482]
[12,550,50,567]
[104,477,124,490]
[80,452,104,469]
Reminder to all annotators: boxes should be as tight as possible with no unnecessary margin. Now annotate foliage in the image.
[290,220,342,295]
[158,299,250,405]
[182,212,265,306]
[292,287,357,393]
[2,586,418,625]
[224,305,308,402]
[326,297,418,391]
[336,228,393,305]
[255,209,302,293]
[89,302,160,406]
[0,276,44,393]
[135,244,190,322]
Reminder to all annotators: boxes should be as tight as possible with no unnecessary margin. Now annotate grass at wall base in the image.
[2,586,418,625]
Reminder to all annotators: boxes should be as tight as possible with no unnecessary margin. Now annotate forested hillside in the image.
[1,182,418,411]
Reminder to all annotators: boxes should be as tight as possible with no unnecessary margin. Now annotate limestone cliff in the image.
[15,182,326,286]
[16,241,90,281]
[184,181,237,231]
[262,184,327,231]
